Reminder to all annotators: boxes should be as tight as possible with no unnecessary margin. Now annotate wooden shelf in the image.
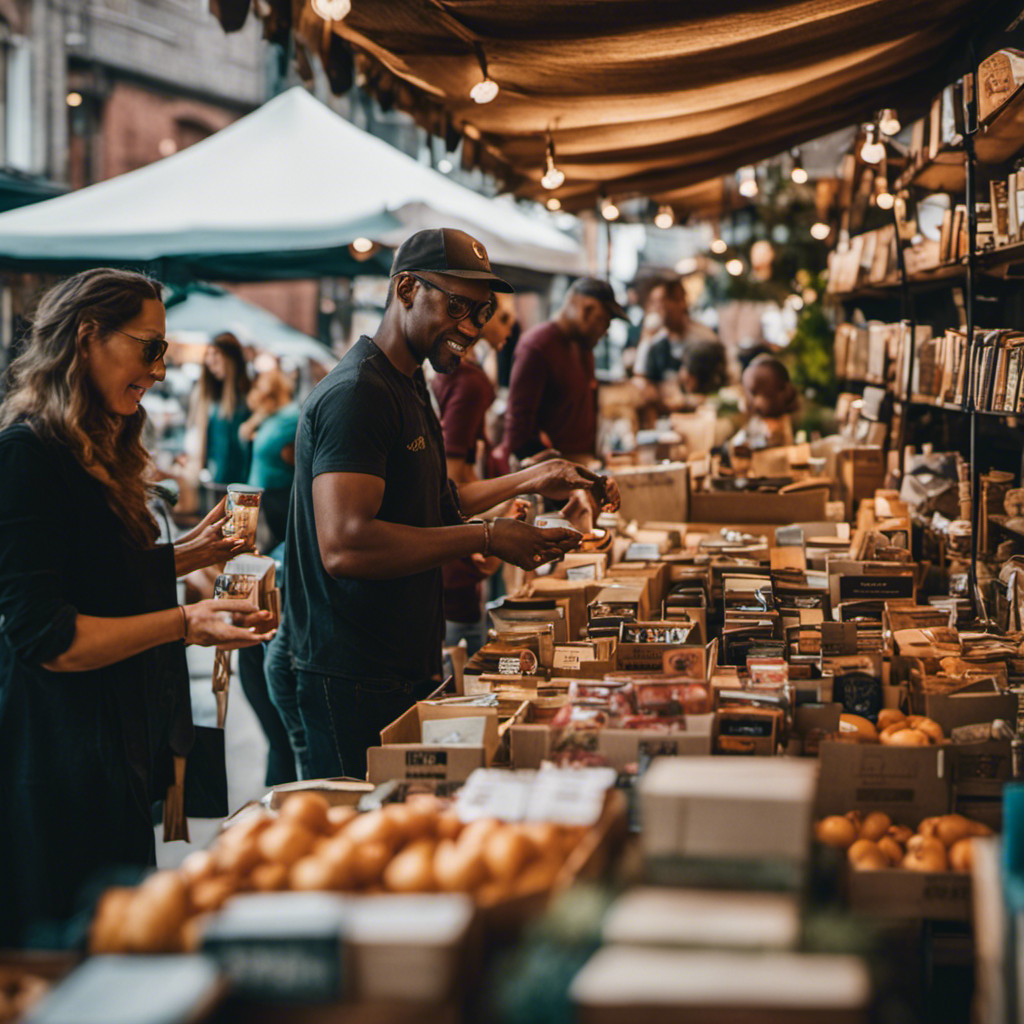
[895,147,965,192]
[977,84,1024,164]
[977,240,1024,276]
[989,514,1024,540]
[830,262,965,300]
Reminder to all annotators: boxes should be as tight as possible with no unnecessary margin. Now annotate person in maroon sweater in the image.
[500,278,628,464]
[431,295,516,652]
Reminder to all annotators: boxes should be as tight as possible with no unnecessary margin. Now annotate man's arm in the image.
[503,342,548,459]
[312,471,581,579]
[458,460,621,518]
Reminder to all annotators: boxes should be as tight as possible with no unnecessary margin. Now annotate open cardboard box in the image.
[911,689,1018,734]
[815,740,970,920]
[615,620,705,673]
[597,714,714,770]
[527,578,606,642]
[688,487,828,525]
[367,703,500,785]
[614,462,689,524]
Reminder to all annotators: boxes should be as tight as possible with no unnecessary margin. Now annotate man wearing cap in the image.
[284,228,619,780]
[500,278,628,465]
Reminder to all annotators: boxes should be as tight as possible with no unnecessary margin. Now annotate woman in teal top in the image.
[188,332,253,491]
[241,368,299,549]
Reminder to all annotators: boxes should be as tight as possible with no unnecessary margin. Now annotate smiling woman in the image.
[0,269,275,947]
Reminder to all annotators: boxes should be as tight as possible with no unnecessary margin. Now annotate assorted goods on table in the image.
[15,458,1024,1024]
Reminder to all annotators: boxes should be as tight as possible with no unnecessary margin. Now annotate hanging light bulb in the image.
[470,43,499,104]
[350,237,374,254]
[711,237,728,255]
[311,0,351,21]
[546,197,561,211]
[878,108,901,137]
[725,258,745,276]
[540,135,565,190]
[860,124,885,165]
[654,205,674,230]
[810,221,831,240]
[601,197,620,221]
[437,158,453,174]
[876,190,895,211]
[738,165,759,198]
[790,149,808,185]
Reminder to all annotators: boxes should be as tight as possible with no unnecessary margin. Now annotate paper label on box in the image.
[625,543,660,560]
[498,656,523,675]
[839,575,914,600]
[421,717,487,747]
[553,648,584,670]
[405,750,449,767]
[567,563,598,581]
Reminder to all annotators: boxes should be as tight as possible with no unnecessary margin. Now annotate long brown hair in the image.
[199,332,251,420]
[0,268,163,548]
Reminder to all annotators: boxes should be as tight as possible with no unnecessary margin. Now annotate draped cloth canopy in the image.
[233,0,1019,212]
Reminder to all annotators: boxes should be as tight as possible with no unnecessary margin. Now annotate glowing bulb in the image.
[351,237,374,253]
[437,158,453,174]
[675,257,698,275]
[802,288,818,304]
[470,77,499,104]
[546,197,561,211]
[725,258,744,276]
[601,199,620,221]
[860,126,885,164]
[541,165,565,190]
[789,294,805,310]
[711,237,728,255]
[876,190,895,210]
[463,123,481,141]
[654,206,674,230]
[66,91,83,107]
[810,221,831,240]
[879,109,901,136]
[738,166,758,198]
[311,0,351,20]
[791,166,809,184]
[157,138,177,157]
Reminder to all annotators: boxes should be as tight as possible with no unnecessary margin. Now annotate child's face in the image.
[743,364,791,418]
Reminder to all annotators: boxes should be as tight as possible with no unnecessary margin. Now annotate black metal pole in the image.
[963,46,983,620]
[893,203,914,482]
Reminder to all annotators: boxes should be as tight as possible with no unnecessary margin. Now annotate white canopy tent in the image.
[0,87,584,281]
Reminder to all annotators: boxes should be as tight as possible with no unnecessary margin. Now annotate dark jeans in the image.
[237,643,298,786]
[295,671,437,781]
[264,616,309,780]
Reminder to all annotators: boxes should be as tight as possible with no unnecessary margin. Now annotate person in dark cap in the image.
[283,228,619,779]
[499,277,628,465]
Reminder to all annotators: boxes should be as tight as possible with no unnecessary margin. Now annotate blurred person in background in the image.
[680,338,730,399]
[632,277,719,411]
[432,293,516,655]
[0,269,274,946]
[500,278,628,466]
[240,367,300,553]
[728,354,799,452]
[186,332,253,509]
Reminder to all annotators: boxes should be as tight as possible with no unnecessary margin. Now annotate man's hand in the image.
[525,459,621,512]
[490,518,582,570]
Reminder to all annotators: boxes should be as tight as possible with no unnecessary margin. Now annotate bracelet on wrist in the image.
[178,605,188,643]
[481,519,492,557]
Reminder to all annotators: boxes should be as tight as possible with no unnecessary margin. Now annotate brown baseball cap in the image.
[569,277,629,319]
[390,228,514,293]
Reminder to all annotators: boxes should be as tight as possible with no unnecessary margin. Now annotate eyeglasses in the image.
[406,273,496,328]
[113,328,168,365]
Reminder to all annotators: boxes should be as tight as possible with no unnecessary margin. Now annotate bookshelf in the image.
[976,82,1024,164]
[895,147,965,193]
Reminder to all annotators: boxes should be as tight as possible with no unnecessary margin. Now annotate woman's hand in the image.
[183,598,276,649]
[174,497,250,576]
[524,459,621,512]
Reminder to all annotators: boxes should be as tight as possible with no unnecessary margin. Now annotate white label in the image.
[567,563,598,581]
[553,648,584,670]
[626,543,660,560]
[498,656,523,675]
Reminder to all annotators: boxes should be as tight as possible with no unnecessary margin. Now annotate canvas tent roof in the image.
[0,88,583,280]
[241,0,1020,212]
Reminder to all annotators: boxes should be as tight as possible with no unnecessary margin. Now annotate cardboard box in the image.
[526,578,606,642]
[839,446,887,518]
[845,869,972,921]
[952,738,1012,829]
[589,584,648,624]
[616,620,705,674]
[549,551,609,581]
[688,488,828,525]
[712,707,780,756]
[915,691,1018,734]
[607,562,672,610]
[814,741,949,825]
[614,462,689,523]
[367,702,500,784]
[597,720,713,770]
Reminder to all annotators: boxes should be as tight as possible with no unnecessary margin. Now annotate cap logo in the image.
[472,240,487,261]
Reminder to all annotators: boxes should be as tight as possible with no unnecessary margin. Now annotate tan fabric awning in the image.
[225,0,1012,212]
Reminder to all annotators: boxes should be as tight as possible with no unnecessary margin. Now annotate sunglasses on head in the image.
[406,273,496,328]
[112,328,169,365]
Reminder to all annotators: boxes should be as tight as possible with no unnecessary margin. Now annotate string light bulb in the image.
[654,205,674,230]
[311,0,351,21]
[546,197,561,211]
[810,221,831,240]
[437,158,453,174]
[470,43,499,104]
[66,91,83,107]
[876,190,895,211]
[790,150,808,185]
[711,237,728,254]
[601,197,620,221]
[350,237,374,253]
[879,108,901,137]
[738,166,758,198]
[860,124,885,165]
[540,135,565,190]
[725,258,744,276]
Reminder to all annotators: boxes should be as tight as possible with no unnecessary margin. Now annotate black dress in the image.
[0,422,194,946]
